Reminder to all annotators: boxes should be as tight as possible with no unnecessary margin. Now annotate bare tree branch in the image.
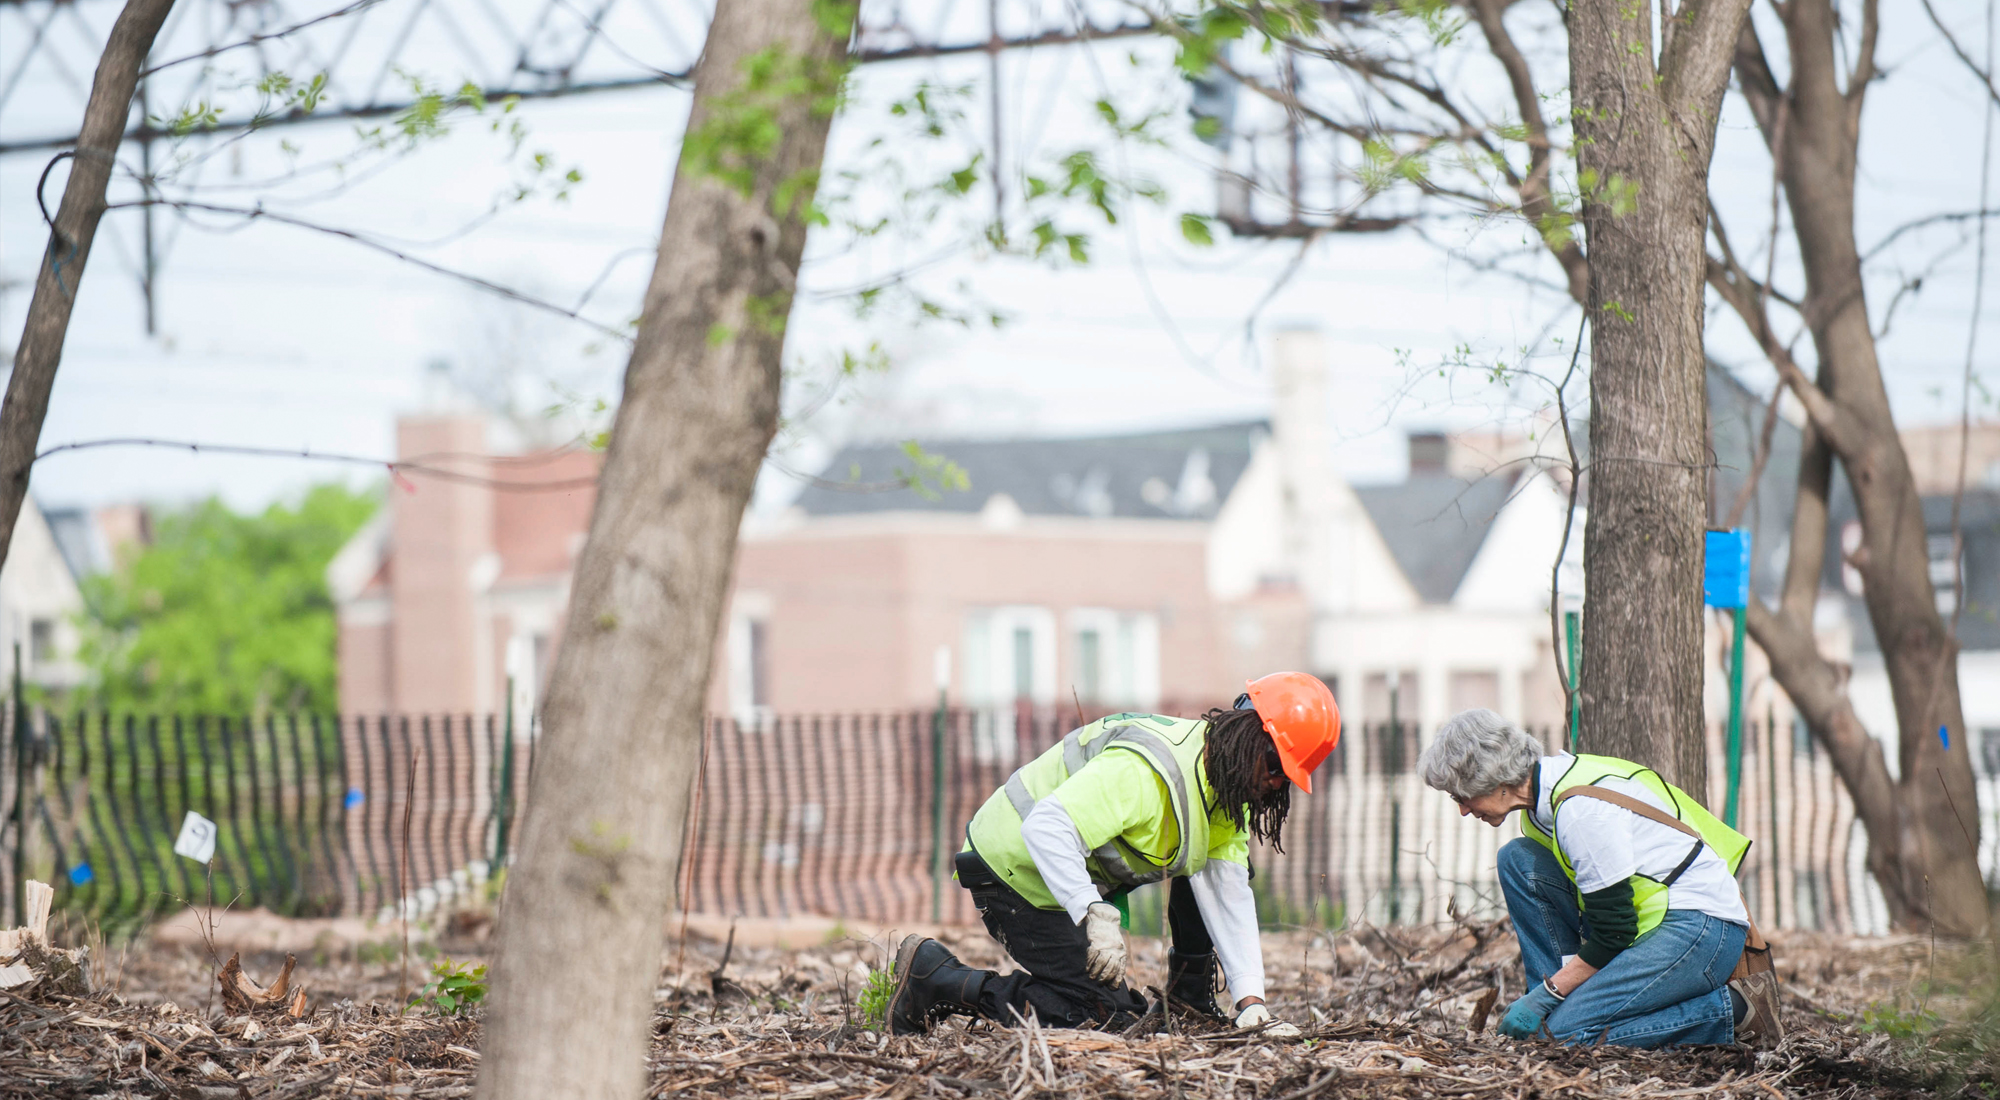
[1733,16,1785,146]
[1921,0,2000,109]
[0,0,178,575]
[1847,0,1880,113]
[141,0,390,76]
[1705,246,1858,452]
[1946,0,1994,645]
[1660,0,1753,108]
[1723,379,1785,528]
[1778,419,1832,624]
[1548,310,1587,732]
[1468,0,1589,302]
[1865,208,2000,261]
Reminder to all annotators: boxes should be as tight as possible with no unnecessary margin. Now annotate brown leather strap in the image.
[1557,785,1770,951]
[1553,785,1702,840]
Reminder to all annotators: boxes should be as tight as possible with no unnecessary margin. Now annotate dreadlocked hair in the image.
[1202,706,1291,853]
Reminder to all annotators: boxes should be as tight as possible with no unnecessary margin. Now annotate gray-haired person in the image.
[1417,709,1779,1048]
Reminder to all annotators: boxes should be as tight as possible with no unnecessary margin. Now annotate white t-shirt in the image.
[1527,755,1749,926]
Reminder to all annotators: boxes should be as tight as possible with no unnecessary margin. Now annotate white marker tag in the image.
[173,811,218,865]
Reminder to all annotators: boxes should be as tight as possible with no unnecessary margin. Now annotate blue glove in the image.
[1496,981,1564,1039]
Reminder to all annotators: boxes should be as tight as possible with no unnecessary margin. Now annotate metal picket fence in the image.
[0,704,1931,936]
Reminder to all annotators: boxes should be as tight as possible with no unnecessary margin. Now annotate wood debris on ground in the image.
[0,918,1975,1098]
[0,882,91,998]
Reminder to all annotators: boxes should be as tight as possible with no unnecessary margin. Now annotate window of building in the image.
[748,620,770,708]
[1066,609,1160,708]
[1012,627,1034,700]
[728,598,773,723]
[964,607,1058,763]
[28,619,54,665]
[1363,670,1420,726]
[963,607,1057,706]
[1361,670,1421,773]
[1928,534,1961,615]
[1447,670,1500,714]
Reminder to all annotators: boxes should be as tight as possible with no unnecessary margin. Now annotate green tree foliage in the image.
[78,484,378,715]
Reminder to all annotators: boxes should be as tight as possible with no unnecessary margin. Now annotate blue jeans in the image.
[1497,837,1745,1047]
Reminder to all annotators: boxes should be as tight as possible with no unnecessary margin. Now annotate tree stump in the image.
[218,952,308,1017]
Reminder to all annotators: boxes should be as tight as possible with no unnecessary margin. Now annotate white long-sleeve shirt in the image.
[1022,796,1265,1003]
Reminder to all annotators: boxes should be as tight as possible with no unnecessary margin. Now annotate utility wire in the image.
[33,438,600,492]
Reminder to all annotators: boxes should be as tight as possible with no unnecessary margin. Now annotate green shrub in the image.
[858,965,895,1027]
[1861,1000,1943,1042]
[416,957,488,1016]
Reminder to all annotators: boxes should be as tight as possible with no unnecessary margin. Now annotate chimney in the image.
[1272,327,1336,609]
[1408,431,1449,476]
[390,414,493,713]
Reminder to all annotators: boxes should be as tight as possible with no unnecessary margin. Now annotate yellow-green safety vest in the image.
[1520,753,1751,938]
[965,713,1215,910]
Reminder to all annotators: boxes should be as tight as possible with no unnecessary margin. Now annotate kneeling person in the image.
[887,672,1340,1036]
[1419,709,1779,1048]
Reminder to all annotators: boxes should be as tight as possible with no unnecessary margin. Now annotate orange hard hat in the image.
[1244,672,1341,794]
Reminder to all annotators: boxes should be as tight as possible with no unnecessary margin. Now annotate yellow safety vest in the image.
[965,713,1216,909]
[1520,753,1751,938]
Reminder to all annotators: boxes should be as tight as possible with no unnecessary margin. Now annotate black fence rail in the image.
[0,705,1947,935]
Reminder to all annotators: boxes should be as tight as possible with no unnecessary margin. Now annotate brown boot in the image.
[1730,974,1783,1049]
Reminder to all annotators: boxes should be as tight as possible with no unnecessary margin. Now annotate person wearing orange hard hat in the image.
[887,672,1340,1039]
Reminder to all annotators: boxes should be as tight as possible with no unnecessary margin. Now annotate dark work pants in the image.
[955,850,1215,1030]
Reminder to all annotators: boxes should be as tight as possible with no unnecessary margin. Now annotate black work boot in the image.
[887,935,989,1035]
[1165,950,1228,1020]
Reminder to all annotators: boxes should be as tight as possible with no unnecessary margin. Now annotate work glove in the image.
[1496,979,1565,1039]
[1082,902,1127,984]
[1232,1002,1302,1039]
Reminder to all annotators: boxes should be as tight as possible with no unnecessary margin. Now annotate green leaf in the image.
[1179,212,1215,246]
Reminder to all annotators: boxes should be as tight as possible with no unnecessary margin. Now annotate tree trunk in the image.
[1720,2,1984,935]
[1568,0,1750,791]
[0,0,176,568]
[473,0,853,1094]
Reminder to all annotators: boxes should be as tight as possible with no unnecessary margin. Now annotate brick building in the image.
[329,329,1581,732]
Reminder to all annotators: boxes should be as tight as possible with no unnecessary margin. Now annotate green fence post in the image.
[1563,609,1581,752]
[1724,608,1747,828]
[1704,528,1751,828]
[495,676,516,869]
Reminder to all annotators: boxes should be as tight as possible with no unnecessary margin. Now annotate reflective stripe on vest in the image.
[1000,722,1197,885]
[962,713,1218,908]
[1520,753,1752,938]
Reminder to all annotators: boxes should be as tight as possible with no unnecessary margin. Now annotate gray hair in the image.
[1418,709,1542,801]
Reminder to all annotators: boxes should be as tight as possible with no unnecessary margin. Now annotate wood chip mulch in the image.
[0,920,1977,1098]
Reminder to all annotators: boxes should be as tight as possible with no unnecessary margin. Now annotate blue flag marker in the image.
[345,787,366,809]
[1703,529,1752,609]
[1940,725,1951,751]
[68,863,93,886]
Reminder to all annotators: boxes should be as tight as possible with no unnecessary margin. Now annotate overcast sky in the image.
[1,0,1993,515]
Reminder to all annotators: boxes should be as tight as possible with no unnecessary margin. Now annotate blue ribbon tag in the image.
[345,787,366,809]
[67,863,93,886]
[1940,725,1951,751]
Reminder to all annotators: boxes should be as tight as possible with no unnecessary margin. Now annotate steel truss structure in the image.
[0,0,1151,154]
[0,0,1374,328]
